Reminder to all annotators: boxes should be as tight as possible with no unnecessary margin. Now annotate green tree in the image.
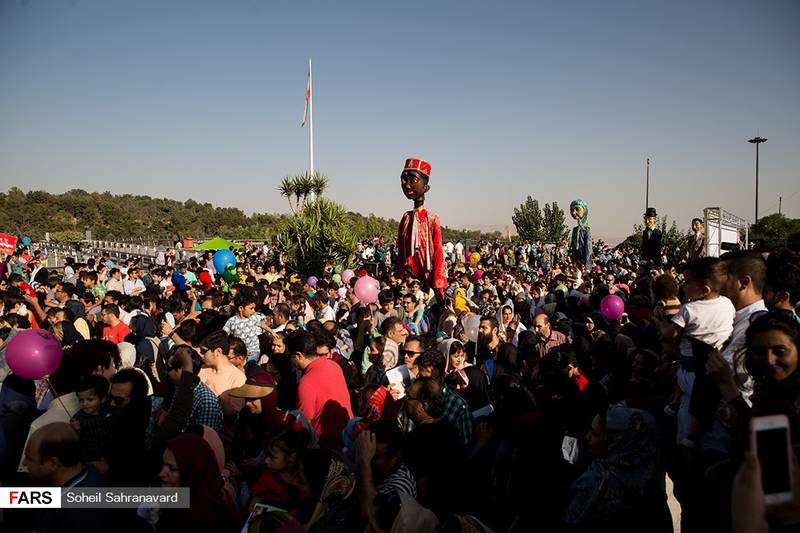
[542,201,568,242]
[49,230,85,243]
[0,186,504,246]
[750,213,800,249]
[618,216,690,260]
[512,196,543,242]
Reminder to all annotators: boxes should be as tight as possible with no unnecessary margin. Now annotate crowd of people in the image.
[1,233,800,533]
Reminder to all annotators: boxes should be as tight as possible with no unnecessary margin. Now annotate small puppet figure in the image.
[569,199,592,267]
[686,217,706,261]
[396,158,447,291]
[641,207,662,264]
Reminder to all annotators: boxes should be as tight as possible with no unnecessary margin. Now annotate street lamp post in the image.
[748,136,767,224]
[645,157,650,211]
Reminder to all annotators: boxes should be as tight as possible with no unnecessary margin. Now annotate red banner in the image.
[0,233,18,255]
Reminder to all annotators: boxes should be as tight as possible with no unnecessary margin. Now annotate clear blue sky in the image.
[1,0,798,243]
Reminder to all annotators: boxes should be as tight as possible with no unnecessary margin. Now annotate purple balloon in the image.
[354,275,380,304]
[6,329,64,380]
[307,276,318,287]
[600,294,625,321]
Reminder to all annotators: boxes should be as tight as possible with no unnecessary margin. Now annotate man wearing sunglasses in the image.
[197,331,246,397]
[401,336,424,380]
[166,346,223,433]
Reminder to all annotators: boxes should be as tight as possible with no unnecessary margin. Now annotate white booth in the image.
[704,207,750,257]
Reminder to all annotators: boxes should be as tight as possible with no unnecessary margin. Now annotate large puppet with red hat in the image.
[396,158,447,291]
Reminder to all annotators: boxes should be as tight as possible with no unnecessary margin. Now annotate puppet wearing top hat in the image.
[641,207,662,265]
[396,158,447,291]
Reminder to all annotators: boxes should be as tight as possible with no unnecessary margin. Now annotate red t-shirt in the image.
[102,322,132,344]
[297,357,353,449]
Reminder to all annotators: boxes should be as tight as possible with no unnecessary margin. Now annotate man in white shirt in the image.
[719,252,769,399]
[123,268,146,296]
[455,241,465,263]
[445,241,455,263]
[105,268,125,293]
[701,251,767,455]
[380,317,408,370]
[314,292,336,322]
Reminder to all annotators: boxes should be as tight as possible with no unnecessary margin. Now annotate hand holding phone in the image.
[750,415,794,507]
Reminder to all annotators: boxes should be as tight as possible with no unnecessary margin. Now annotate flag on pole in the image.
[301,63,311,128]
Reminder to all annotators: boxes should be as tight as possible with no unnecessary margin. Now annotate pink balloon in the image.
[6,329,64,380]
[600,295,625,321]
[341,269,355,284]
[354,275,380,304]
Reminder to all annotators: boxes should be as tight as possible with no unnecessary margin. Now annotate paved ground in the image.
[666,474,682,532]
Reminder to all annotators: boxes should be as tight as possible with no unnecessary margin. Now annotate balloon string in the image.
[42,375,72,415]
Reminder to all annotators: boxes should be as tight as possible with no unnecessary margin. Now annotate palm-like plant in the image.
[278,177,297,214]
[296,173,315,208]
[310,173,328,198]
[274,172,355,274]
[310,172,328,218]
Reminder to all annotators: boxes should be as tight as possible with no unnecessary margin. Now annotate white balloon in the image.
[464,314,481,343]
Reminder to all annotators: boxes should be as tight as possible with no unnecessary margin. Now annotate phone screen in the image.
[757,427,791,494]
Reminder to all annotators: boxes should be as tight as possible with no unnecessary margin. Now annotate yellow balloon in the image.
[470,253,481,266]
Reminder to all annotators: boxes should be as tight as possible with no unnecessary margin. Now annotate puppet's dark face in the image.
[570,205,585,221]
[401,170,429,201]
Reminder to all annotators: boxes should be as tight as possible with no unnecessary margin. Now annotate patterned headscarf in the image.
[565,407,659,527]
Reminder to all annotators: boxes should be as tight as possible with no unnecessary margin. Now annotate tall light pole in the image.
[748,136,767,224]
[645,157,650,210]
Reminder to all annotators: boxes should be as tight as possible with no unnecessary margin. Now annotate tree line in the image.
[0,187,501,244]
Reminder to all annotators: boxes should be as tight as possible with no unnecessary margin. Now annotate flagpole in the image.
[308,58,314,177]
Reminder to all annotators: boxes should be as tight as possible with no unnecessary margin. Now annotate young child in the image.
[223,291,268,362]
[70,374,112,464]
[669,257,735,446]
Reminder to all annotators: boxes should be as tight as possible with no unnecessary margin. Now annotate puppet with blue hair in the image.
[569,199,592,266]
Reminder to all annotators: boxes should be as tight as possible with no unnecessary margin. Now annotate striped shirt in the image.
[378,463,417,498]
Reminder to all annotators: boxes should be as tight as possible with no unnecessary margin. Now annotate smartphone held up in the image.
[750,415,794,506]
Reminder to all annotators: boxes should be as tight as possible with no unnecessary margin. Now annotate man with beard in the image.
[477,316,519,381]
